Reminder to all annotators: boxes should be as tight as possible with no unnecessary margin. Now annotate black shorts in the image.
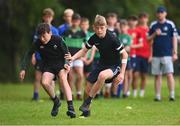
[134,56,149,73]
[126,60,132,70]
[130,57,137,70]
[87,64,120,84]
[42,64,64,76]
[34,60,43,72]
[84,63,93,73]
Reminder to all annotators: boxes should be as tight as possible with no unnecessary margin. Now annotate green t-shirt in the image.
[63,28,86,49]
[118,34,131,61]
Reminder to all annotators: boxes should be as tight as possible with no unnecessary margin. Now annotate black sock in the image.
[51,95,59,104]
[67,101,74,111]
[84,96,93,105]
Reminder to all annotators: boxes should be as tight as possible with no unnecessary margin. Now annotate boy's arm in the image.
[20,44,36,71]
[113,49,128,85]
[71,47,89,61]
[172,35,178,61]
[19,44,36,81]
[84,46,96,65]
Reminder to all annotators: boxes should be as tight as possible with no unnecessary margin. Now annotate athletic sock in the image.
[170,91,175,98]
[51,95,59,104]
[84,96,93,105]
[133,90,137,97]
[117,83,123,97]
[140,90,145,97]
[67,100,74,111]
[156,94,161,100]
[33,92,39,99]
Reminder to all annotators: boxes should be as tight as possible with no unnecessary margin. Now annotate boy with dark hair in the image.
[65,15,128,117]
[118,19,132,98]
[128,15,143,97]
[63,13,86,100]
[32,8,59,101]
[19,23,76,118]
[134,12,151,97]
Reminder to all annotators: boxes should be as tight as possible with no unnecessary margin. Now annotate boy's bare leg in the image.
[41,72,55,98]
[41,72,60,117]
[74,66,84,100]
[33,70,42,100]
[59,69,76,118]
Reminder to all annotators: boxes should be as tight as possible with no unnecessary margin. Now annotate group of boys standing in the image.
[19,6,178,118]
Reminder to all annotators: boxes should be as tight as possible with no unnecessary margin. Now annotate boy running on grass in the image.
[65,15,128,117]
[19,23,76,118]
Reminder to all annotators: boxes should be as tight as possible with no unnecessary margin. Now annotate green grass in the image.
[1,76,180,125]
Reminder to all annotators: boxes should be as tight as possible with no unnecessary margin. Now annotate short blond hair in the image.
[43,8,54,16]
[94,15,107,26]
[64,8,74,16]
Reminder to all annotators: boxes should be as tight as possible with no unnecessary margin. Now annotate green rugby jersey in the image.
[118,33,131,61]
[63,28,86,55]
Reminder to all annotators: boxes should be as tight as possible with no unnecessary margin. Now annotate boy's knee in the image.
[41,80,49,86]
[98,72,107,81]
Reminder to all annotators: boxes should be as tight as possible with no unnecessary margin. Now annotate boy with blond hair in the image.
[65,15,128,117]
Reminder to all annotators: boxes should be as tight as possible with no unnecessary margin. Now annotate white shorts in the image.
[70,59,84,67]
[151,56,174,75]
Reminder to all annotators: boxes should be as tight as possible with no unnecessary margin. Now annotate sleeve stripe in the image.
[86,42,92,48]
[120,49,125,54]
[116,44,123,51]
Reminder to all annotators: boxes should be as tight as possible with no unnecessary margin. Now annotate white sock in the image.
[127,91,130,96]
[77,91,81,95]
[170,91,175,98]
[140,90,145,97]
[133,90,137,97]
[156,94,161,100]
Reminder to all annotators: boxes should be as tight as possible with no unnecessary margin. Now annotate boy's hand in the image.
[113,73,124,86]
[64,53,72,61]
[155,28,161,36]
[19,70,26,81]
[172,53,178,62]
[31,54,36,66]
[64,64,70,72]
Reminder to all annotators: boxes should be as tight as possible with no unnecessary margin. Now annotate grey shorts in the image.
[151,56,174,75]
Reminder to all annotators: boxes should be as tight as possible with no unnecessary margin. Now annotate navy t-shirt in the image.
[149,20,177,57]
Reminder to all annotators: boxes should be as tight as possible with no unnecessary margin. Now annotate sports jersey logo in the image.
[40,45,44,49]
[53,45,57,49]
[68,35,72,38]
[122,38,128,44]
[163,26,168,31]
[94,43,100,46]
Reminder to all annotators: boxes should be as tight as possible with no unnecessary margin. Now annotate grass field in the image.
[1,76,180,125]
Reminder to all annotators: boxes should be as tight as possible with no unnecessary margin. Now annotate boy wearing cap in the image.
[148,6,178,101]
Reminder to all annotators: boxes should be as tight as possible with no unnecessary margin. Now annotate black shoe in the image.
[66,110,76,118]
[80,110,91,117]
[169,97,175,101]
[32,97,39,101]
[154,98,161,102]
[122,94,128,99]
[51,100,61,117]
